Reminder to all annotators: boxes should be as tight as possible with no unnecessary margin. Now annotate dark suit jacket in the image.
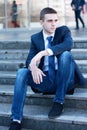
[26,25,86,86]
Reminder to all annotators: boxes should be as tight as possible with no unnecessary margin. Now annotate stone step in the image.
[0,41,30,50]
[0,85,87,109]
[0,71,86,85]
[0,126,30,130]
[75,60,87,73]
[0,60,25,71]
[0,50,28,60]
[73,38,87,48]
[0,49,87,60]
[0,39,87,50]
[0,59,87,73]
[0,103,87,130]
[71,49,87,60]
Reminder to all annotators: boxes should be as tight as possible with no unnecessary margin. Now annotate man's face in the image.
[40,13,58,35]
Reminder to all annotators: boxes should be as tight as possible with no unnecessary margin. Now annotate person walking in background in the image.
[71,0,86,29]
[9,7,86,130]
[11,0,19,28]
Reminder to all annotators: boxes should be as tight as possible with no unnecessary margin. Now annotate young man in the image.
[9,7,86,130]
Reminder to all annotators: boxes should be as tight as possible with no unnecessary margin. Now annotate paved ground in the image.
[0,126,30,130]
[0,26,87,42]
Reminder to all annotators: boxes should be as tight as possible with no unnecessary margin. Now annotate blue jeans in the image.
[11,51,74,121]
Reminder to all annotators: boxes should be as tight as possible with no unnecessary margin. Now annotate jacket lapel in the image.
[38,31,45,51]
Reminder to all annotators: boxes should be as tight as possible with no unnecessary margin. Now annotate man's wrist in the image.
[41,50,50,56]
[29,64,37,71]
[46,48,53,55]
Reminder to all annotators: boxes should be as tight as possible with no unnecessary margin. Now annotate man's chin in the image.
[49,31,55,34]
[50,29,56,33]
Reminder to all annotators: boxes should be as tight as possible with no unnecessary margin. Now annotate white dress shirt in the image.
[42,31,58,71]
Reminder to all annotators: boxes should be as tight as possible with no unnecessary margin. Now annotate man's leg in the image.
[9,68,29,130]
[54,51,74,103]
[9,67,57,129]
[78,10,85,28]
[11,68,29,121]
[75,11,79,29]
[27,71,56,94]
[48,51,74,119]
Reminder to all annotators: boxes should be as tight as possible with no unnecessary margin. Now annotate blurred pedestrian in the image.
[11,0,20,27]
[71,0,86,29]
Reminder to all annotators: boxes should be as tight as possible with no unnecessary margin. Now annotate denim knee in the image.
[59,51,72,62]
[61,51,72,58]
[16,68,29,82]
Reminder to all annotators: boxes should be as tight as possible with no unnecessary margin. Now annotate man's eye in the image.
[48,20,52,22]
[47,19,58,22]
[55,19,58,22]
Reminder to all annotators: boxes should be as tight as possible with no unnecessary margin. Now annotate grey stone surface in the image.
[71,49,87,60]
[0,60,25,71]
[0,41,30,50]
[0,50,28,60]
[0,126,31,130]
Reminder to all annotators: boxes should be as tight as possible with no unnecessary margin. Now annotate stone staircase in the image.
[0,38,87,130]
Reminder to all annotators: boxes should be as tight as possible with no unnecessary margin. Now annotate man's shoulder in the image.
[56,25,70,34]
[31,30,42,39]
[56,25,70,31]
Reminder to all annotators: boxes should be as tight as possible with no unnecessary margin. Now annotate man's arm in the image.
[29,50,50,84]
[25,33,50,84]
[50,26,73,56]
[25,38,37,68]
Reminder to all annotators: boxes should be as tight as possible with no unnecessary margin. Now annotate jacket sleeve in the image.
[50,26,74,56]
[25,37,37,68]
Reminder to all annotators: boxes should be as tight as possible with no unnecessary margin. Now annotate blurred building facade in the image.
[0,0,86,29]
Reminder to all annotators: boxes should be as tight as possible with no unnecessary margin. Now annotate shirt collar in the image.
[42,30,55,41]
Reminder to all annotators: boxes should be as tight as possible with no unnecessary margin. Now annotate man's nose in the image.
[52,21,56,26]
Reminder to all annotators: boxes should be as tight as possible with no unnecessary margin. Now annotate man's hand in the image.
[31,66,46,84]
[29,50,49,84]
[29,51,43,71]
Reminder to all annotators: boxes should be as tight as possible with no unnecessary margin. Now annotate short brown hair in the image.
[40,7,57,20]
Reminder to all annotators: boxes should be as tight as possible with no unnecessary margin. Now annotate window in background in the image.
[0,0,5,29]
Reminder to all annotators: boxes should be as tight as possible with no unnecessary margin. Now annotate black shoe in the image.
[66,88,74,95]
[48,102,64,119]
[9,121,22,130]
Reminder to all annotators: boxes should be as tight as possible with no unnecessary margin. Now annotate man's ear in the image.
[40,20,43,26]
